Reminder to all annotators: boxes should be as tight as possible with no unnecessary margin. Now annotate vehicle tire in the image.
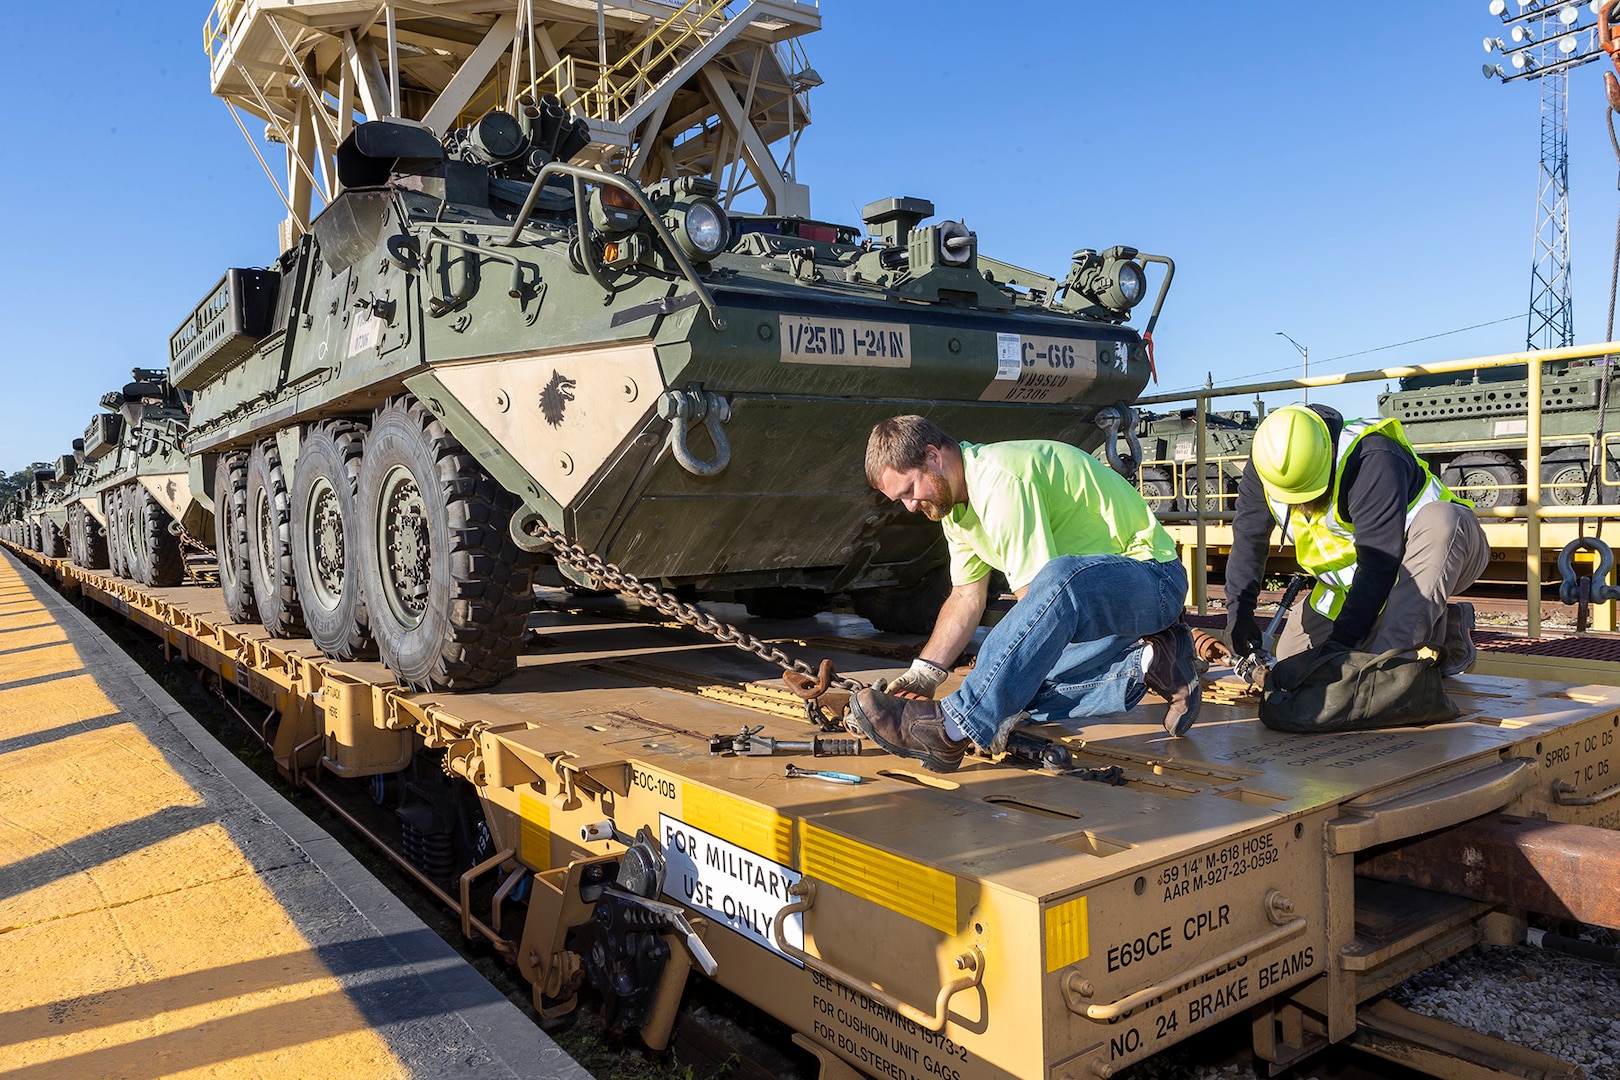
[45,520,66,559]
[736,586,829,620]
[1442,455,1525,510]
[216,451,257,623]
[67,507,82,565]
[292,420,375,660]
[68,504,103,568]
[1177,467,1235,514]
[246,438,303,636]
[106,489,128,578]
[131,487,184,587]
[850,567,951,635]
[1540,453,1603,507]
[1138,466,1174,514]
[119,486,152,582]
[358,396,536,690]
[81,506,109,570]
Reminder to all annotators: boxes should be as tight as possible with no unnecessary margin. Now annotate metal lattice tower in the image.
[1483,1,1611,350]
[203,0,822,251]
[1529,25,1574,350]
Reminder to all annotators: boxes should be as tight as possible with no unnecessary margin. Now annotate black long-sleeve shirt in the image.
[1225,406,1426,647]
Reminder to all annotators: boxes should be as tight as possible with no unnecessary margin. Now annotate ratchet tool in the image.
[784,763,862,784]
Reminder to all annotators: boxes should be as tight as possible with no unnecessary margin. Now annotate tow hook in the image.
[658,387,731,477]
[1095,404,1142,480]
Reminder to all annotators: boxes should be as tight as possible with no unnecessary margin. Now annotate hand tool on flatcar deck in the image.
[784,763,862,784]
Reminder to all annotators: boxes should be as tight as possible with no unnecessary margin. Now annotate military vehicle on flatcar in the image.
[1124,405,1262,514]
[1117,354,1620,519]
[18,468,64,557]
[61,369,198,584]
[1376,356,1620,509]
[169,102,1172,689]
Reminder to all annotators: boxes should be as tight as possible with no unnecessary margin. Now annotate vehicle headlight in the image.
[589,183,644,235]
[681,199,729,259]
[1117,262,1145,306]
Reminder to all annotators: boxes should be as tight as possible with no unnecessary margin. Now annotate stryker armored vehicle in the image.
[172,102,1172,690]
[1126,406,1262,514]
[64,369,198,585]
[17,468,64,556]
[7,489,28,550]
[1376,357,1620,510]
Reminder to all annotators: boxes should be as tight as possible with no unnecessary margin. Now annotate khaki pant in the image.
[1276,500,1491,659]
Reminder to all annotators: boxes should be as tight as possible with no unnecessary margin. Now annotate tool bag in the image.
[1259,642,1458,733]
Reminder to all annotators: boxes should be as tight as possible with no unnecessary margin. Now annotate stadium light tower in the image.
[1482,1,1611,350]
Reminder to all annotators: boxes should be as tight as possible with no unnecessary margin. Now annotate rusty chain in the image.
[173,521,219,585]
[523,518,866,696]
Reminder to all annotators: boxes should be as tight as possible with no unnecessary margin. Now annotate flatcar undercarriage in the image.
[8,541,1620,1080]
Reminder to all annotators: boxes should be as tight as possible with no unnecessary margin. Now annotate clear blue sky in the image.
[2,1,1614,471]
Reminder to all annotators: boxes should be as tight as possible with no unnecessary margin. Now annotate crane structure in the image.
[202,0,822,250]
[1483,0,1611,350]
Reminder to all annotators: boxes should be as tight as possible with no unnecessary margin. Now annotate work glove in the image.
[876,657,950,700]
[1228,609,1263,659]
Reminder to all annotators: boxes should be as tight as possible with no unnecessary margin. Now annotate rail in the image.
[1139,340,1620,638]
[517,0,740,125]
[202,0,244,60]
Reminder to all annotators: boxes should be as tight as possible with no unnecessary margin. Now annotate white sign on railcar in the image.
[660,814,804,963]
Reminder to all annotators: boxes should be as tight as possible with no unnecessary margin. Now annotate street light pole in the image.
[1275,331,1309,403]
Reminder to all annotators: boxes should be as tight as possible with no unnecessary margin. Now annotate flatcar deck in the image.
[0,549,588,1080]
[6,542,1620,1080]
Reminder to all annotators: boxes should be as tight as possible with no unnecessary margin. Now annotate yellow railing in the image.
[519,0,737,124]
[203,0,247,60]
[1402,430,1620,507]
[206,0,746,123]
[1139,340,1620,637]
[1134,455,1247,513]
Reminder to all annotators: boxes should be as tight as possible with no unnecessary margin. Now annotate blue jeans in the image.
[939,555,1188,750]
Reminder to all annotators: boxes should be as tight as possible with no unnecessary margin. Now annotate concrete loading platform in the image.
[0,549,588,1080]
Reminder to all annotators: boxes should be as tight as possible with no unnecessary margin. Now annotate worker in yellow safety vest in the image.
[1224,404,1490,674]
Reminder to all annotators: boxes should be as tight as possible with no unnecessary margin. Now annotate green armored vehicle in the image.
[69,369,198,584]
[7,495,25,550]
[1377,358,1620,509]
[175,104,1170,690]
[1126,406,1262,514]
[13,469,64,556]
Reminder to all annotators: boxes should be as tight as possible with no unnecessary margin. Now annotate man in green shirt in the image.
[848,415,1201,773]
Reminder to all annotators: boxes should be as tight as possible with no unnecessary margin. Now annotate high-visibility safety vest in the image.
[1265,417,1466,621]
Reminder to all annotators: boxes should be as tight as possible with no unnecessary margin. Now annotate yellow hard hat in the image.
[1252,405,1333,503]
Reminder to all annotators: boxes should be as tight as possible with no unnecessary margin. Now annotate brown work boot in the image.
[1441,601,1476,676]
[848,689,970,773]
[1142,620,1202,737]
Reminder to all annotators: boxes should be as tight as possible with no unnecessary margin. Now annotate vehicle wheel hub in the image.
[379,465,430,628]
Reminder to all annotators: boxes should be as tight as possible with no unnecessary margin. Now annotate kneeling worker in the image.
[1225,404,1489,673]
[848,415,1202,774]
